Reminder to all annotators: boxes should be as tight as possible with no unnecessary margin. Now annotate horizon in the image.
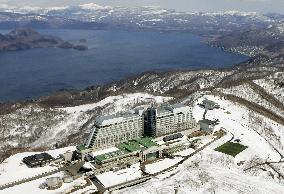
[0,0,283,14]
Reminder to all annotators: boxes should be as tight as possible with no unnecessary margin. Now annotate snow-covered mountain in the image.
[0,3,275,19]
[0,3,281,31]
[1,3,283,57]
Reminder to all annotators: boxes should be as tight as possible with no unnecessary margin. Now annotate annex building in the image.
[85,111,144,150]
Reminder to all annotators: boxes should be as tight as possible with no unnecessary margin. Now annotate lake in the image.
[0,29,249,102]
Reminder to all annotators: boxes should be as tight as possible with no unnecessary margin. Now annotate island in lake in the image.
[0,28,88,52]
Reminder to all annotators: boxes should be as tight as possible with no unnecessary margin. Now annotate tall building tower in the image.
[144,104,198,137]
[143,107,157,137]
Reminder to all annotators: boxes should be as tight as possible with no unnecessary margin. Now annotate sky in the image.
[0,0,283,13]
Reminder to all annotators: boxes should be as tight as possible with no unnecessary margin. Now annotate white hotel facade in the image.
[85,104,199,150]
[155,104,197,136]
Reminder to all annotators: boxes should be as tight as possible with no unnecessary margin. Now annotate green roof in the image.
[203,99,216,106]
[118,137,158,152]
[77,144,88,151]
[118,141,142,152]
[95,137,159,162]
[135,137,158,148]
[95,149,129,162]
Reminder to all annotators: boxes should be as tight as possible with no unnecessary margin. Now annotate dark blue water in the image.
[0,29,249,102]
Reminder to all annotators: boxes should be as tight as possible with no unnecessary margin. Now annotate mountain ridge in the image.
[0,5,283,57]
[0,28,88,52]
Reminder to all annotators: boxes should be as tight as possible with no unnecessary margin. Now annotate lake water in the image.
[0,29,249,102]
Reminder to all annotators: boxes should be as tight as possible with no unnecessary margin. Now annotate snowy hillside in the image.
[113,95,284,194]
[0,93,172,161]
[254,76,284,104]
[217,83,284,117]
[0,94,283,194]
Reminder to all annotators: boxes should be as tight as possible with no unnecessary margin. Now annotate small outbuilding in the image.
[23,153,54,168]
[63,176,73,183]
[62,151,74,162]
[163,133,183,142]
[198,119,215,132]
[46,177,62,189]
[199,99,220,110]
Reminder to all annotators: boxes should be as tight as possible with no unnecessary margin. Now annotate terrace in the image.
[118,137,158,152]
[94,137,159,164]
[135,137,158,148]
[95,149,129,163]
[118,141,142,152]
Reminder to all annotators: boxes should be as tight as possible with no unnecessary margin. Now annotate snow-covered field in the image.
[145,157,183,174]
[115,95,284,194]
[0,146,75,185]
[0,171,97,194]
[116,153,284,194]
[194,95,284,161]
[0,146,87,194]
[96,163,143,187]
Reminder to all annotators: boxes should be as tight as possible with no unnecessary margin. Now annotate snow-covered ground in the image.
[114,95,284,194]
[218,83,284,117]
[0,146,98,194]
[145,157,183,174]
[0,171,97,194]
[254,77,284,104]
[96,163,143,187]
[193,95,283,161]
[116,152,284,194]
[61,93,172,114]
[1,94,284,194]
[0,146,75,185]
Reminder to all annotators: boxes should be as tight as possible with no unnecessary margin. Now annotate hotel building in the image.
[85,104,199,150]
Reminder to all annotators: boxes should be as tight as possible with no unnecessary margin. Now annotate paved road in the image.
[0,167,63,191]
[96,130,227,193]
[1,131,227,193]
[152,132,225,176]
[0,162,82,191]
